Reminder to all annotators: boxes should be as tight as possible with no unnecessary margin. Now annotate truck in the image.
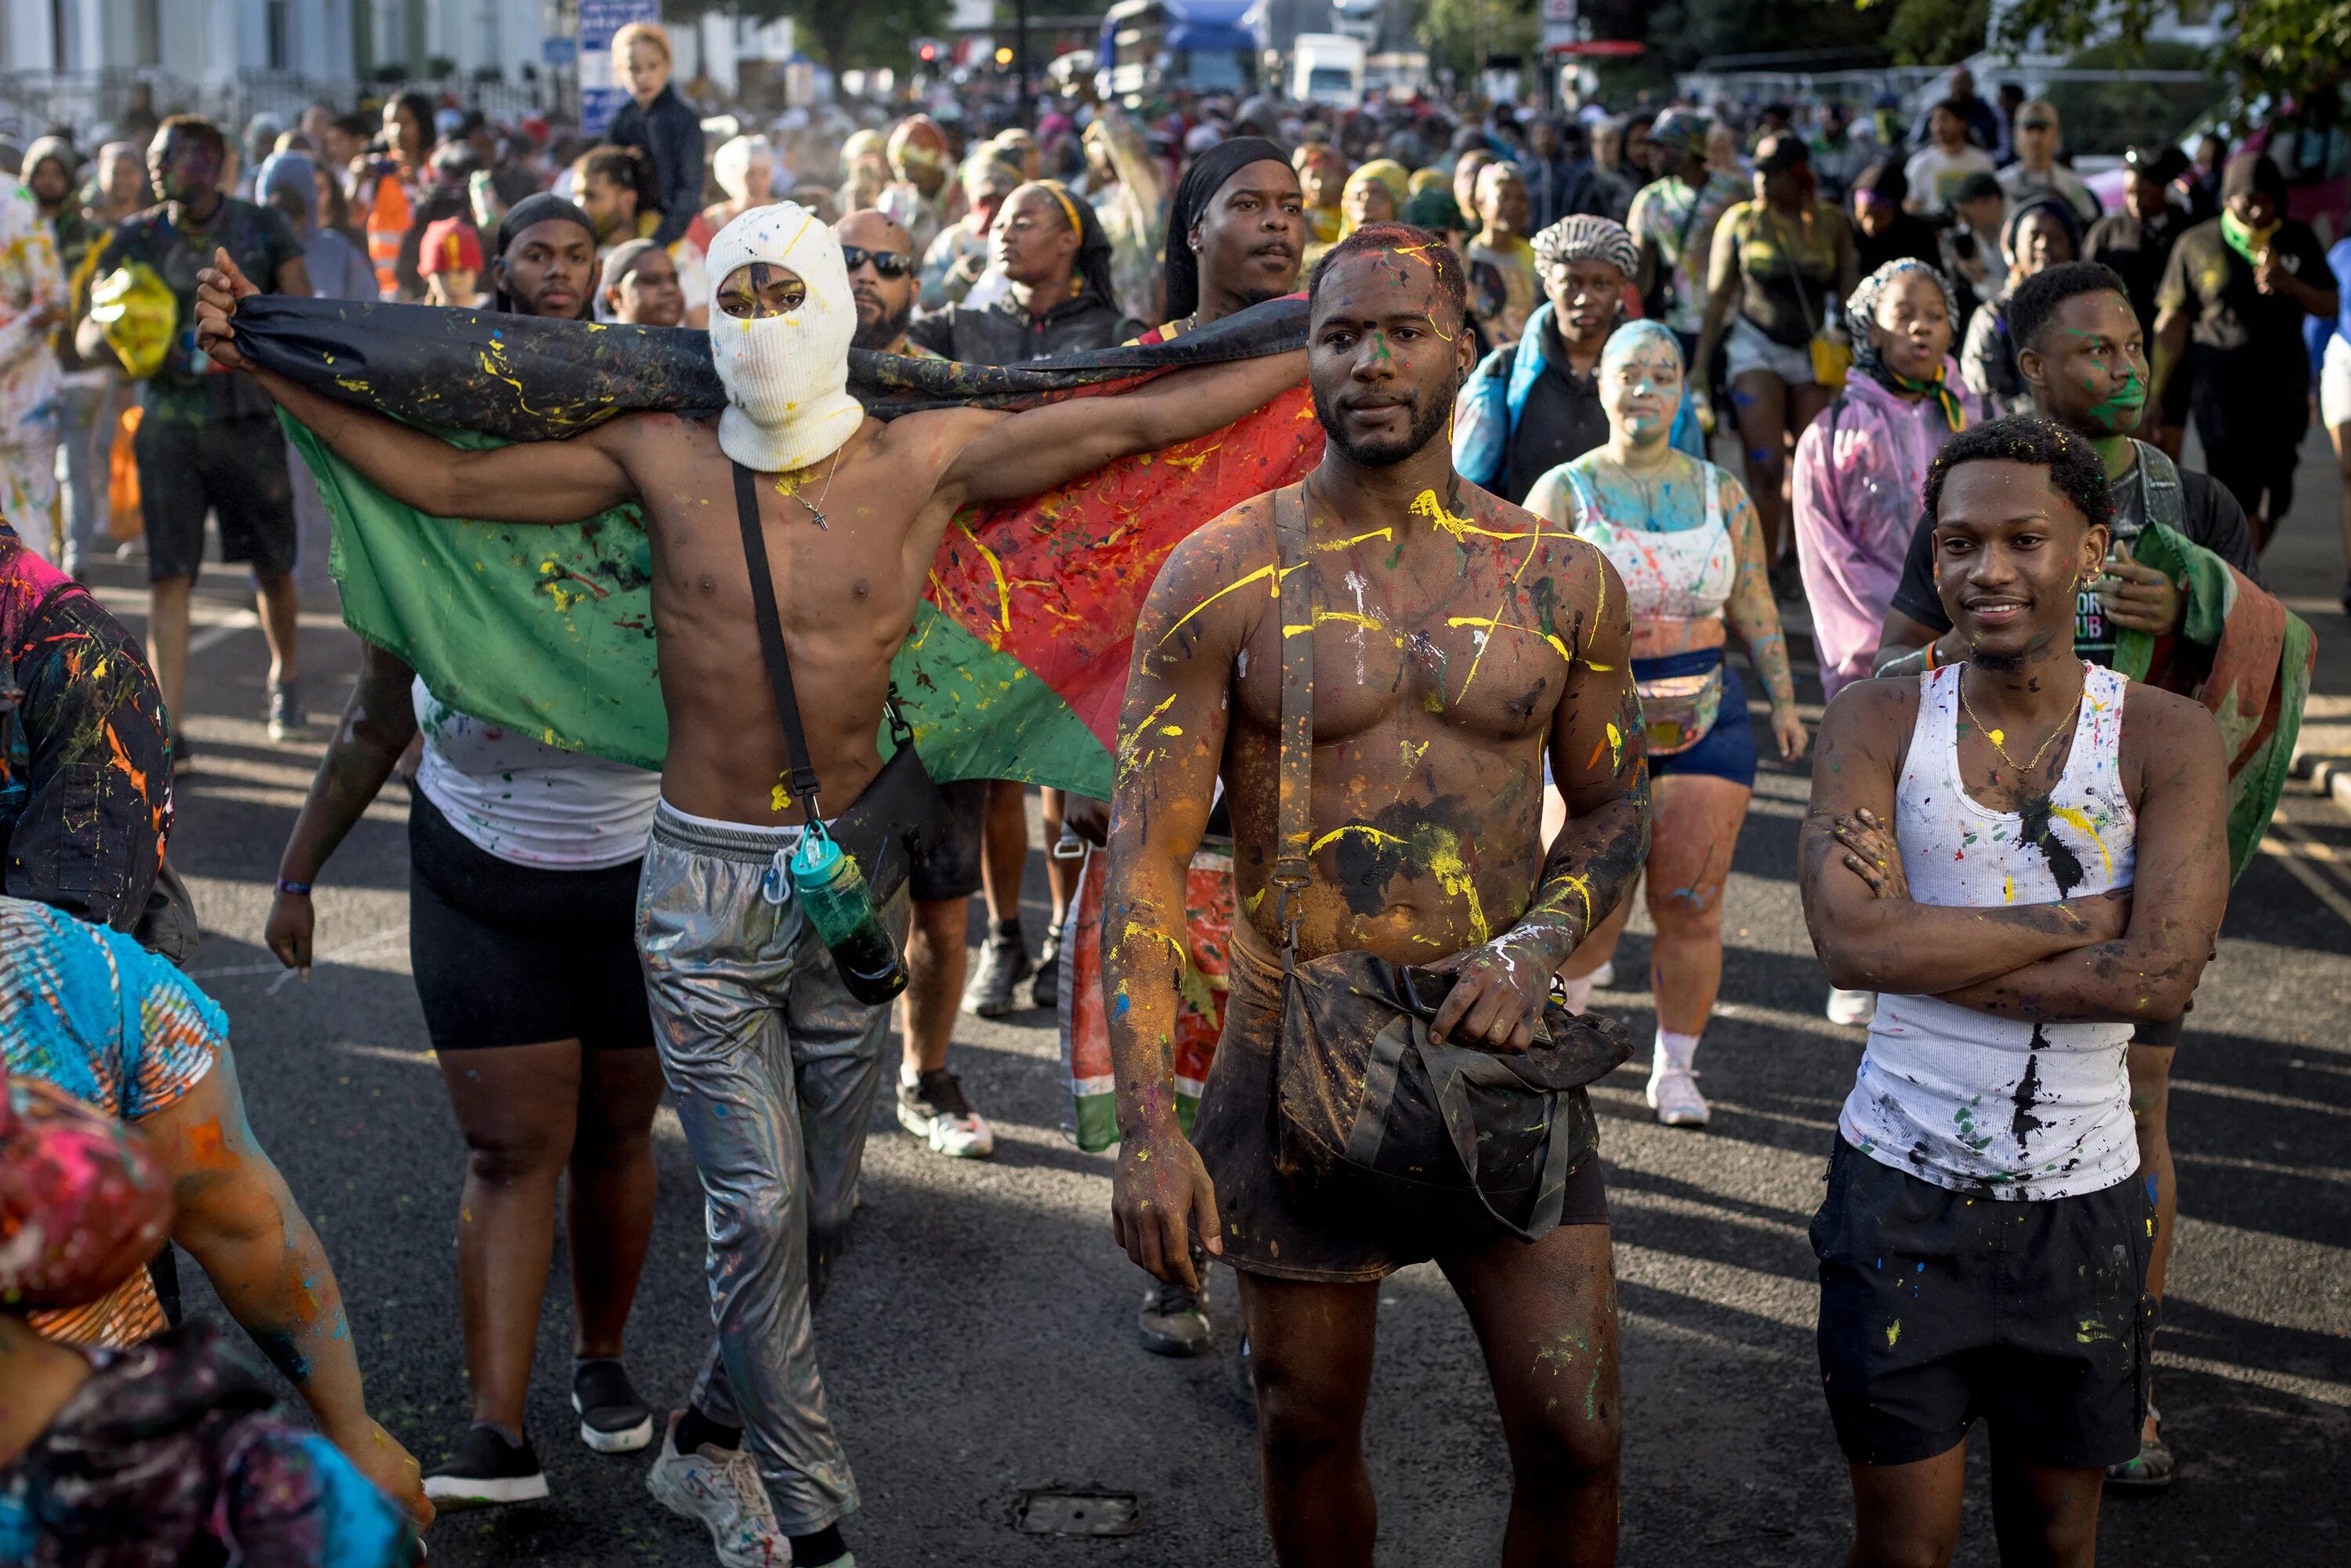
[1096,0,1262,103]
[1290,33,1367,108]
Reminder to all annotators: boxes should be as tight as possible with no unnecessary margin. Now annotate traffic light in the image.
[918,42,937,63]
[994,45,1014,66]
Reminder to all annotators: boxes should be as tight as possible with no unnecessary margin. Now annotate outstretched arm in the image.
[1101,523,1247,1291]
[936,346,1307,509]
[1799,682,2128,994]
[196,249,639,524]
[1928,691,2228,1023]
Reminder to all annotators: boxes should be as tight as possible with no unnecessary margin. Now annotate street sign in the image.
[579,0,660,136]
[542,36,576,67]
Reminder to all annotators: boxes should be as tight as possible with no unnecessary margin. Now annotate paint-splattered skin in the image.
[1103,476,1650,1145]
[206,254,1306,824]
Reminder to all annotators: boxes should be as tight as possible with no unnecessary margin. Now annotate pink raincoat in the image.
[1791,361,1977,700]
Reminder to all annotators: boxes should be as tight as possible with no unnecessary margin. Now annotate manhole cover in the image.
[1014,1489,1140,1537]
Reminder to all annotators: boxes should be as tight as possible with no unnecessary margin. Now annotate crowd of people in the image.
[0,24,2327,1568]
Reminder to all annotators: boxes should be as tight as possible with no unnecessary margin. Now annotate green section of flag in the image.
[288,413,1113,795]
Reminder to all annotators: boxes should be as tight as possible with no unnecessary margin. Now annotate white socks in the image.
[1654,1027,1700,1077]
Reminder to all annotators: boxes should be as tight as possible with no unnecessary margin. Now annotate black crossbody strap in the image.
[730,460,824,816]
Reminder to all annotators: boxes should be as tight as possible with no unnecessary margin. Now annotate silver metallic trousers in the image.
[636,802,904,1534]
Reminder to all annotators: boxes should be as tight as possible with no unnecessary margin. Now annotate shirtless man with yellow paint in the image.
[1102,224,1650,1568]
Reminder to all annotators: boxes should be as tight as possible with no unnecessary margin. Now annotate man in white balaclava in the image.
[195,222,1307,1568]
[705,203,865,473]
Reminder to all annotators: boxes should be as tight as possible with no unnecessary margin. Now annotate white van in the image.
[1291,33,1365,109]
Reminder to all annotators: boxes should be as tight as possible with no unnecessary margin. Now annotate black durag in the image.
[493,192,597,318]
[1162,136,1290,322]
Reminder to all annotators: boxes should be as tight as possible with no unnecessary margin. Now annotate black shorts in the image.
[910,777,992,903]
[1811,1138,2154,1468]
[135,411,298,584]
[406,792,655,1051]
[1192,929,1608,1284]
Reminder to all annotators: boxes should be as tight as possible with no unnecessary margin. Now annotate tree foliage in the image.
[1872,0,1991,66]
[1984,0,2351,97]
[1418,0,1541,79]
[661,0,952,78]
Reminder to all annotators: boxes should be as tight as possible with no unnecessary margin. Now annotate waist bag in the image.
[731,461,946,903]
[1262,488,1631,1244]
[1633,665,1722,756]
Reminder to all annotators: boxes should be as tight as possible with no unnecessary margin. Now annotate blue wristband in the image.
[276,878,313,896]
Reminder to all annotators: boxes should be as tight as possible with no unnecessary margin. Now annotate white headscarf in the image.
[705,203,864,473]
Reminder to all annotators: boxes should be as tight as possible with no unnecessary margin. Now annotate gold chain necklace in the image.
[1958,665,2084,777]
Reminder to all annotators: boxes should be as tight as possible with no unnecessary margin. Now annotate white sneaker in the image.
[1590,959,1616,988]
[1825,987,1878,1027]
[897,1065,995,1158]
[644,1412,788,1568]
[1646,1066,1710,1128]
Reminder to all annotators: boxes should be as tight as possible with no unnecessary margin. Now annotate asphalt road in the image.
[101,437,2351,1568]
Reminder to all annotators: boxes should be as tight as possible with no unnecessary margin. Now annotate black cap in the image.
[1953,170,2003,205]
[1752,133,1810,174]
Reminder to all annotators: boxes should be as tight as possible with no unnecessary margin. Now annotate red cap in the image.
[418,216,485,277]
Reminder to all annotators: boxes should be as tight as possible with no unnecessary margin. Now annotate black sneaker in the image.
[572,1359,655,1453]
[423,1422,549,1509]
[1031,932,1063,1009]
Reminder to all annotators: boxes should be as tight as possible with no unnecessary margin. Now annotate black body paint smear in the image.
[2010,1020,2051,1148]
[2017,795,2085,898]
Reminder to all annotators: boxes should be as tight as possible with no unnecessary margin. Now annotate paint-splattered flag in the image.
[235,295,1320,798]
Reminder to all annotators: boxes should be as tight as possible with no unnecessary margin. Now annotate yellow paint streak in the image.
[957,520,1014,643]
[1410,488,1541,542]
[2048,806,2114,879]
[1157,559,1305,645]
[1309,824,1407,856]
[1605,722,1623,770]
[1312,527,1395,552]
[1426,830,1490,943]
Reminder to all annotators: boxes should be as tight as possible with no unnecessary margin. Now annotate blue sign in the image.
[578,0,660,136]
[542,36,576,67]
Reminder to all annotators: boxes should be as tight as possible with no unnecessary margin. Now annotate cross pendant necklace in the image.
[783,453,840,530]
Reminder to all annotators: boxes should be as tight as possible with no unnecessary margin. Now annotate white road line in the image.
[2257,827,2351,929]
[187,922,408,992]
[186,608,259,656]
[2153,1349,2351,1410]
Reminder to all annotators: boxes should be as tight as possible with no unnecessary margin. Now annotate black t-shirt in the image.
[1887,454,2263,667]
[92,197,302,422]
[2155,215,2330,409]
[1853,211,1944,280]
[2081,209,2186,341]
[1498,317,1610,505]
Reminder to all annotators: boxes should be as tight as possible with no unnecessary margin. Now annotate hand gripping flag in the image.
[234,294,1320,798]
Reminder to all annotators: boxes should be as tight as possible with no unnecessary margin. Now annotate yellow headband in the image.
[1038,179,1085,238]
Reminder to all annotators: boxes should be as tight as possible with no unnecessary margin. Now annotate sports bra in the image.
[1550,455,1741,623]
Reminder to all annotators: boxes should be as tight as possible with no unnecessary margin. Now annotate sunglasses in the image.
[840,244,912,279]
[2019,119,2056,132]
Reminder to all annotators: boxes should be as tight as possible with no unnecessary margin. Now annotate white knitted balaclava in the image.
[706,203,864,473]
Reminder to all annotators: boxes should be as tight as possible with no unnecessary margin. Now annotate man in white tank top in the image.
[1799,415,2229,1566]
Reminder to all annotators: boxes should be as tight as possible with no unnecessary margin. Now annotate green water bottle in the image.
[788,829,907,1005]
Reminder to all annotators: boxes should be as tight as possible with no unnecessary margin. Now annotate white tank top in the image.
[1838,662,2141,1200]
[412,679,661,871]
[1553,457,1740,622]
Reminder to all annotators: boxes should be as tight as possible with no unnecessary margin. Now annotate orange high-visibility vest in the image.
[364,171,415,298]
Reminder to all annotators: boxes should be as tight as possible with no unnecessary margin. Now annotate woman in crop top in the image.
[1691,133,1859,584]
[1524,320,1806,1128]
[261,641,665,1508]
